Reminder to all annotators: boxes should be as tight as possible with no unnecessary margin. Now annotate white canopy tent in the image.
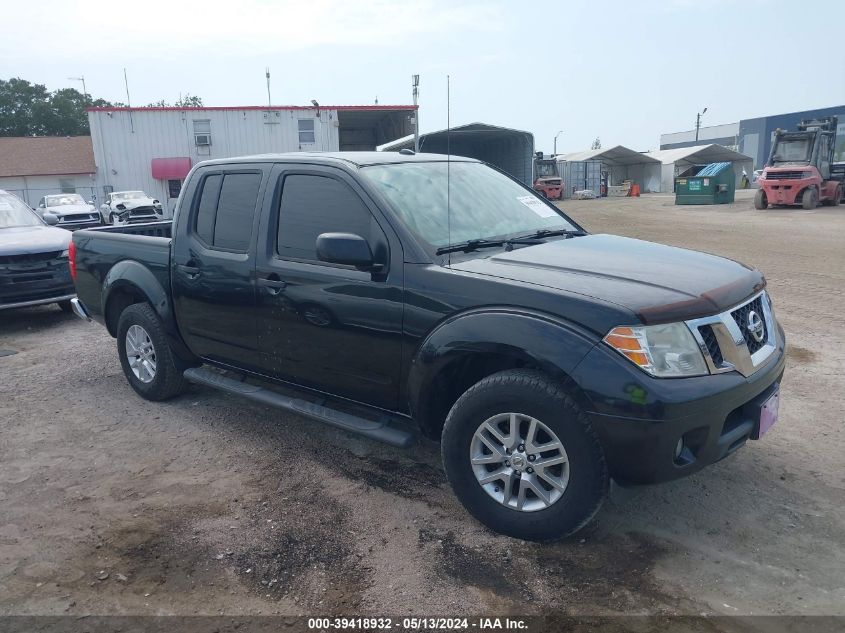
[557,145,662,193]
[645,144,755,193]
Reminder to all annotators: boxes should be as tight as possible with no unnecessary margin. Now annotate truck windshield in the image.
[360,161,576,248]
[0,192,42,228]
[772,136,812,164]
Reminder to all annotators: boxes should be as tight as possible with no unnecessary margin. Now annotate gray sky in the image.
[3,0,843,153]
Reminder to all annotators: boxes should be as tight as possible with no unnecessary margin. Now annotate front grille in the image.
[130,206,156,217]
[60,213,98,223]
[731,296,768,355]
[0,251,62,265]
[0,251,72,303]
[697,325,723,365]
[765,171,805,180]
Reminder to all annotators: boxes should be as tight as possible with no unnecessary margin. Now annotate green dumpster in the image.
[674,162,735,205]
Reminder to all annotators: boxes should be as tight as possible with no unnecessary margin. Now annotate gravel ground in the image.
[1,190,843,617]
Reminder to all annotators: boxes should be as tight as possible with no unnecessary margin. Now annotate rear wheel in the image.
[753,189,768,210]
[830,186,841,207]
[802,188,817,210]
[117,303,187,401]
[441,369,608,541]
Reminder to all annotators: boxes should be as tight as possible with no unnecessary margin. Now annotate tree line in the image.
[0,77,203,137]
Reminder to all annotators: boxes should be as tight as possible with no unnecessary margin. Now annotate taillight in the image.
[68,240,77,282]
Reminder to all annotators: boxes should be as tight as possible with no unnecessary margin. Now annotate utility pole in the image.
[695,107,708,142]
[412,74,420,153]
[554,130,564,155]
[68,76,88,103]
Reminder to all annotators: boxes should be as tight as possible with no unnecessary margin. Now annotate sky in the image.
[2,0,844,153]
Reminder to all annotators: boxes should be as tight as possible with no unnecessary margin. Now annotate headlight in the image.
[604,323,708,377]
[59,249,69,258]
[802,171,815,179]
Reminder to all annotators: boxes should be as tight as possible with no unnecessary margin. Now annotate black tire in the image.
[57,300,72,313]
[831,186,841,207]
[753,189,768,210]
[116,303,187,401]
[802,188,817,210]
[441,369,608,541]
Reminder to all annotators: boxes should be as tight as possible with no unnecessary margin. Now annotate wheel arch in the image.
[101,260,197,364]
[407,308,599,440]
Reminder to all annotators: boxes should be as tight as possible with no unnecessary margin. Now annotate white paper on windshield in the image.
[517,195,557,218]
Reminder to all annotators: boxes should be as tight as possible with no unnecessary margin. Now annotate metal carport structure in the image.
[557,145,662,194]
[379,123,535,186]
[645,144,755,193]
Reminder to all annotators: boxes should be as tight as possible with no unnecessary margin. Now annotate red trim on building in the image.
[151,157,192,180]
[87,105,417,113]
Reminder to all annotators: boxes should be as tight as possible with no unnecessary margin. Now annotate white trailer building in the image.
[87,104,416,214]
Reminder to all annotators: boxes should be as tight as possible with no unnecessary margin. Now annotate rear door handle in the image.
[178,264,200,279]
[258,277,287,295]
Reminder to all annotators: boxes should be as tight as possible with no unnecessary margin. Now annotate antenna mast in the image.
[265,67,272,108]
[446,74,451,267]
[123,68,134,133]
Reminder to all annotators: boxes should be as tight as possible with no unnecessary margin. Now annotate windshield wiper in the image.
[509,228,586,241]
[435,238,509,255]
[435,229,587,256]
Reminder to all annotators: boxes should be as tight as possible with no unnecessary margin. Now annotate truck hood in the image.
[45,204,96,216]
[0,225,71,256]
[451,234,765,324]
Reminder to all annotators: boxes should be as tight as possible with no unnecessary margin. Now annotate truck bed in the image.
[72,221,174,324]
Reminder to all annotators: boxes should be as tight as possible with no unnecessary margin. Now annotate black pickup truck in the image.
[71,152,786,540]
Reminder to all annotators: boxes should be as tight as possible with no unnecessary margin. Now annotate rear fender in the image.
[102,260,195,362]
[407,308,599,436]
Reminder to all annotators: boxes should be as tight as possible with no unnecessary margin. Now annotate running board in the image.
[183,367,415,448]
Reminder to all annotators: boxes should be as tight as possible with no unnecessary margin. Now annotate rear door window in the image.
[193,171,262,252]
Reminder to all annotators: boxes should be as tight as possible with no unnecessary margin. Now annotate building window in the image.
[168,179,182,199]
[59,179,75,194]
[298,119,316,144]
[193,119,212,147]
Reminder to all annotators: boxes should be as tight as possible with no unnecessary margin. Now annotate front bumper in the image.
[761,180,813,205]
[571,323,786,485]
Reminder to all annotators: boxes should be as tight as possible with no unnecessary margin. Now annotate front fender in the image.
[407,308,600,432]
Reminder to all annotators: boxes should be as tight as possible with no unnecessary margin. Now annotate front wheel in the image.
[441,369,608,541]
[754,189,768,210]
[117,303,187,401]
[802,188,817,210]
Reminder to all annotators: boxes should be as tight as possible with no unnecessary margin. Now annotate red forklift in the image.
[755,117,842,210]
[533,153,564,200]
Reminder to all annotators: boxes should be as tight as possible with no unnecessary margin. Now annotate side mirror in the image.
[86,200,94,205]
[316,233,379,270]
[43,213,59,226]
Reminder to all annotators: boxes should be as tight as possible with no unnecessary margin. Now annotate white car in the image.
[37,193,101,230]
[100,191,163,225]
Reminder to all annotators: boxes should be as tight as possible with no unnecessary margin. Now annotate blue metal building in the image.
[661,105,845,169]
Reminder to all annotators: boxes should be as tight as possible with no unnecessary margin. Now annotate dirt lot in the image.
[1,190,843,617]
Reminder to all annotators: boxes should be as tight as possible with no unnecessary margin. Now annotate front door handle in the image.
[178,263,200,279]
[258,276,287,295]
